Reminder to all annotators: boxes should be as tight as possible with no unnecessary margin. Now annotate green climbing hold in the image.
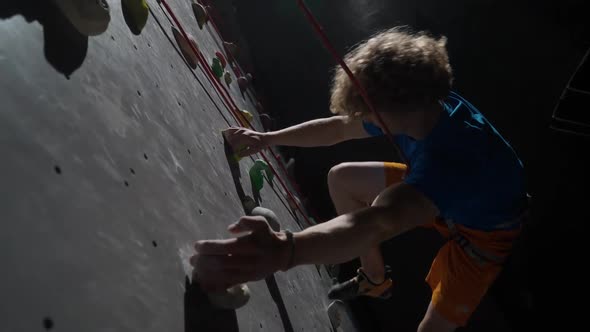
[211,58,223,79]
[122,0,149,35]
[249,159,273,192]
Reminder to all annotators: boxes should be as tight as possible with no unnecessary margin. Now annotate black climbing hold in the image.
[54,166,62,174]
[43,317,53,330]
[152,241,158,247]
[130,168,135,175]
[124,180,129,187]
[143,153,148,160]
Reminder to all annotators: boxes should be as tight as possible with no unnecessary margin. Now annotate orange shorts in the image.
[384,162,521,326]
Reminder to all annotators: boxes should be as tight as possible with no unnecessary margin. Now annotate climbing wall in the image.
[0,1,357,331]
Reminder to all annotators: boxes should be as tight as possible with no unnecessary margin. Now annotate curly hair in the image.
[330,27,453,116]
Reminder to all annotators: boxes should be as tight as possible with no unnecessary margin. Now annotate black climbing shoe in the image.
[328,266,393,301]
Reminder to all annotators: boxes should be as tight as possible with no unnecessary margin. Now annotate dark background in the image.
[213,0,589,330]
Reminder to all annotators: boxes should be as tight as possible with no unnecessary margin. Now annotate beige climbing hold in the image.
[223,41,239,59]
[224,71,232,86]
[192,1,209,29]
[242,196,257,214]
[172,26,199,69]
[207,284,251,309]
[237,76,248,94]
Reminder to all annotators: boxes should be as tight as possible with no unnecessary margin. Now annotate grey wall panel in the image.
[0,1,355,331]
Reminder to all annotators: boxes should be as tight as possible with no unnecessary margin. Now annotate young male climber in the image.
[190,27,528,332]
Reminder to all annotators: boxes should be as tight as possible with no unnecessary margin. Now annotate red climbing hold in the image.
[215,51,227,69]
[172,26,199,69]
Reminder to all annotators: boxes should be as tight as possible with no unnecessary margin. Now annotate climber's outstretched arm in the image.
[191,182,438,290]
[264,115,370,147]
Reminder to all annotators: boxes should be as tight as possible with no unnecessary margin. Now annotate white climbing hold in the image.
[207,284,251,309]
[327,300,345,329]
[251,206,281,232]
[53,0,111,36]
[287,194,301,211]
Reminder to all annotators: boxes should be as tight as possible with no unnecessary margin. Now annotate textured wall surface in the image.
[0,1,357,331]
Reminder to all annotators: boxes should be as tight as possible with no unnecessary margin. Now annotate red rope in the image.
[159,0,317,227]
[295,0,408,167]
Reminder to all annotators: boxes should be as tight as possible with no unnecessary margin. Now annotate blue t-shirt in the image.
[362,92,526,231]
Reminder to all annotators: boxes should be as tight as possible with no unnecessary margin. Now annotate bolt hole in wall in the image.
[43,317,53,330]
[111,35,115,41]
[199,209,203,215]
[187,149,191,154]
[133,44,137,50]
[143,153,148,160]
[54,166,61,174]
[148,42,151,48]
[130,168,135,175]
[124,180,129,187]
[137,90,141,97]
[152,241,158,247]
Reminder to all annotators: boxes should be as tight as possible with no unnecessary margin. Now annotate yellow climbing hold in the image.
[122,0,149,35]
[241,110,253,122]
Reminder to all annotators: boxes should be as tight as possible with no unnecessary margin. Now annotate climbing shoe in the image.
[328,266,393,301]
[53,0,111,36]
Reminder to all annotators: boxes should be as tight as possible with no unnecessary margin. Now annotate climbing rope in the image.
[158,0,317,227]
[294,0,409,168]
